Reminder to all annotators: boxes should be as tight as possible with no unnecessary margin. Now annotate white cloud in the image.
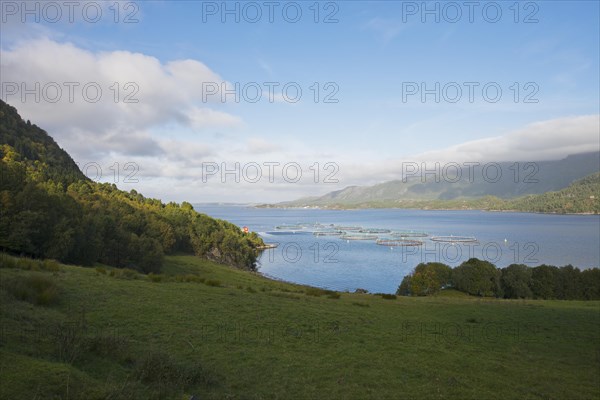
[412,114,600,163]
[186,107,242,130]
[2,38,597,203]
[73,114,600,202]
[0,37,240,159]
[246,137,282,154]
[322,115,600,188]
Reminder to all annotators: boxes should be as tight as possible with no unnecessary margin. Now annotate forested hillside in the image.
[504,172,599,213]
[0,100,262,272]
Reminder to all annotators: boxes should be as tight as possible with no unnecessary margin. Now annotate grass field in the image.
[1,254,599,399]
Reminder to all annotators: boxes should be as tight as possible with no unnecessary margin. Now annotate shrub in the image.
[86,332,129,360]
[327,292,341,299]
[37,285,60,305]
[133,351,217,391]
[16,258,39,271]
[41,259,61,273]
[0,253,17,268]
[54,320,85,363]
[268,292,301,300]
[246,286,256,293]
[178,274,202,283]
[380,293,397,300]
[205,279,221,287]
[119,268,139,280]
[5,274,60,306]
[304,288,327,297]
[95,267,107,275]
[148,273,163,282]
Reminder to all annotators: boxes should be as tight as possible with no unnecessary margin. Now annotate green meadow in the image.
[1,253,599,399]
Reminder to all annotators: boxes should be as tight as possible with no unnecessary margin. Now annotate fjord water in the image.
[194,205,600,294]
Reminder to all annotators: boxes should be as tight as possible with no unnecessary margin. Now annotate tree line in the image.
[0,100,263,273]
[397,258,600,300]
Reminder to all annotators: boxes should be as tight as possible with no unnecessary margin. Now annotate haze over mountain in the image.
[278,152,600,207]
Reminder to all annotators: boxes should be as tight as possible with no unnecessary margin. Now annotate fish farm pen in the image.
[375,239,424,247]
[262,224,479,249]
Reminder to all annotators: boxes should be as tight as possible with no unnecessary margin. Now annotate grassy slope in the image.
[1,255,599,399]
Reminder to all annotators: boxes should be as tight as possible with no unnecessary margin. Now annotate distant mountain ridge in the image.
[278,153,600,208]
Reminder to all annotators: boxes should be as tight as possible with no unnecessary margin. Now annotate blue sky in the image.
[1,1,599,202]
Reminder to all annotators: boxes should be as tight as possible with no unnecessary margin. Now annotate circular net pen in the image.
[313,231,345,237]
[333,226,363,232]
[390,231,429,238]
[340,234,379,241]
[359,228,391,234]
[300,223,327,229]
[275,225,304,230]
[376,239,424,247]
[430,235,478,243]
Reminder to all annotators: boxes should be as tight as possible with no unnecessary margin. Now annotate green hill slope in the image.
[0,100,262,271]
[0,102,85,185]
[1,254,599,399]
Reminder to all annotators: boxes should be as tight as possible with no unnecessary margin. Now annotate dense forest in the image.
[397,258,600,300]
[503,172,599,213]
[0,100,263,272]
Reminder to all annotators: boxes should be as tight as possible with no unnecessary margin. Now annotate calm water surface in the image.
[194,205,600,294]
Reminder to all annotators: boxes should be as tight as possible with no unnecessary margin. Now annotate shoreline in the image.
[252,265,349,293]
[254,204,599,216]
